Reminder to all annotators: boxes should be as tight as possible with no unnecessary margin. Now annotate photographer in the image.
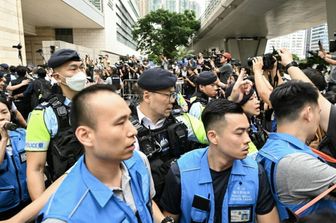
[182,66,197,100]
[216,52,233,84]
[251,51,285,132]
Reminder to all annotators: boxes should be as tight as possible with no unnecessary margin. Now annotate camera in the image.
[12,43,22,50]
[247,46,280,70]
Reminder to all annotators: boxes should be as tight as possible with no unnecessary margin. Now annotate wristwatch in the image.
[161,216,175,223]
[285,61,298,73]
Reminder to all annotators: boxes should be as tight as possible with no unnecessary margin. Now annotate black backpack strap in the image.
[47,95,70,133]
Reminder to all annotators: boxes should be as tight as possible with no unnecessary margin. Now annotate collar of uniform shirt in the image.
[136,105,165,129]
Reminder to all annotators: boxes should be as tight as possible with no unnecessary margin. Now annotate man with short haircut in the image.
[38,85,164,222]
[161,99,279,223]
[26,49,87,200]
[257,80,336,222]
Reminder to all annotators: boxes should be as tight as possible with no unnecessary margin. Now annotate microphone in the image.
[3,122,18,131]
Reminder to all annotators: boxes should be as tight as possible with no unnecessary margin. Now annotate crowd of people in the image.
[0,45,336,223]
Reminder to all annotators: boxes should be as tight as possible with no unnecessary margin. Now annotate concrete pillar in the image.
[24,27,55,66]
[225,38,267,65]
[326,0,336,40]
[0,0,26,65]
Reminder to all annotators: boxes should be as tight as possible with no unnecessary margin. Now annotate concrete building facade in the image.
[0,0,140,66]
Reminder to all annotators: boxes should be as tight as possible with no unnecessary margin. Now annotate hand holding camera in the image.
[252,57,264,75]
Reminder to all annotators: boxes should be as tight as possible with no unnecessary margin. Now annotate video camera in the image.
[247,46,280,70]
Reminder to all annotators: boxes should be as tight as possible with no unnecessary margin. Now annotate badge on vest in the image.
[229,206,252,223]
[19,151,27,163]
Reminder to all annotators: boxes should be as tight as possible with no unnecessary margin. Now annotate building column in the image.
[326,0,336,41]
[0,0,26,65]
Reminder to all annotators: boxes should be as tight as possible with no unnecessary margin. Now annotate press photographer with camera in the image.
[250,49,285,131]
[216,51,233,83]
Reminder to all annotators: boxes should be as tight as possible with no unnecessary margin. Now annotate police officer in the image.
[38,84,165,222]
[160,99,280,223]
[189,71,219,119]
[26,49,86,200]
[132,68,207,203]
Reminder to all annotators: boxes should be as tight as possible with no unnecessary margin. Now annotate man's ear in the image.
[143,90,151,103]
[75,126,94,148]
[207,130,218,145]
[302,105,314,122]
[52,71,62,83]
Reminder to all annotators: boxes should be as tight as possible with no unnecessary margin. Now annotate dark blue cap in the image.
[195,71,217,85]
[137,68,177,91]
[48,49,81,68]
[0,64,9,69]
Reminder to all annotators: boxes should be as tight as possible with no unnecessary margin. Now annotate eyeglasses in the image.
[151,91,177,100]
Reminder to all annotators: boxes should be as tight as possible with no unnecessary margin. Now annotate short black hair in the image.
[201,99,244,132]
[16,66,27,77]
[70,84,116,132]
[270,80,319,122]
[0,94,17,123]
[303,67,326,91]
[9,66,16,73]
[36,68,47,78]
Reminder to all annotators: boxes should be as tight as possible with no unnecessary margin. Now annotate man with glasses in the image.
[131,68,207,204]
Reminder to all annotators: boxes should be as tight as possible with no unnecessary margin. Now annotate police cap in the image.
[0,63,9,69]
[137,68,177,91]
[48,49,81,69]
[195,71,217,85]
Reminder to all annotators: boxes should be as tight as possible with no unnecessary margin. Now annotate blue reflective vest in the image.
[0,128,29,212]
[257,133,336,221]
[178,148,259,223]
[39,151,153,223]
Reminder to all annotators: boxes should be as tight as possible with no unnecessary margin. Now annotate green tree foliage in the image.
[132,9,200,61]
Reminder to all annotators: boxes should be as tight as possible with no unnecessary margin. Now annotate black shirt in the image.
[160,161,275,221]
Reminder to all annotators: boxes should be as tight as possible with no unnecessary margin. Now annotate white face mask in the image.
[64,71,87,92]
